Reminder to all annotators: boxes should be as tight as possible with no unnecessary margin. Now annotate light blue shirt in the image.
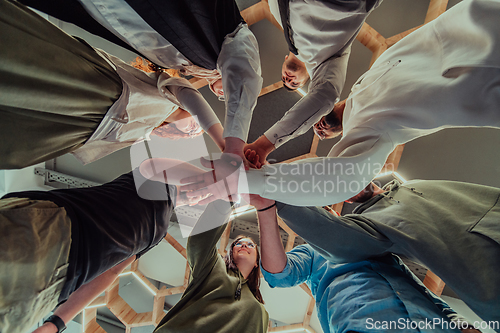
[262,245,461,333]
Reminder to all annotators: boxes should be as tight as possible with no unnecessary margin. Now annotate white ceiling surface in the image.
[7,1,500,333]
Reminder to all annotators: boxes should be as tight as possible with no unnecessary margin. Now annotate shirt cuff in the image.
[264,126,289,149]
[239,168,266,196]
[260,259,293,288]
[223,112,249,143]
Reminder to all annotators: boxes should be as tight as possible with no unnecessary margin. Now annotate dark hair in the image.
[324,108,342,129]
[224,235,264,304]
[151,121,204,140]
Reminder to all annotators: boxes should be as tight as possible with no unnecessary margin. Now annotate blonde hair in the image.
[151,122,203,140]
[130,57,180,78]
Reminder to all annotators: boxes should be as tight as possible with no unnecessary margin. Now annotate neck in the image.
[236,262,255,279]
[288,52,306,70]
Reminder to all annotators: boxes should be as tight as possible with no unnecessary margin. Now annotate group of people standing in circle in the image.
[0,0,499,332]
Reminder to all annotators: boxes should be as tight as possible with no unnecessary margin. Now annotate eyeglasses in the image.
[234,241,256,248]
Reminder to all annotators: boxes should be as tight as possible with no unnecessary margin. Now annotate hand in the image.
[223,137,249,170]
[176,188,211,207]
[248,194,275,211]
[32,322,57,333]
[188,193,211,206]
[180,154,244,205]
[243,135,275,168]
[244,149,262,169]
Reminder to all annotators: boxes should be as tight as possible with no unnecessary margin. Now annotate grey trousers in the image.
[276,180,500,325]
[0,0,122,169]
[0,197,71,333]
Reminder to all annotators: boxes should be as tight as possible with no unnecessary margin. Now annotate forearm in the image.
[165,81,221,133]
[242,134,393,206]
[206,123,225,152]
[38,256,135,332]
[257,205,287,273]
[224,136,245,156]
[187,201,233,277]
[263,87,337,148]
[219,25,262,142]
[139,158,207,184]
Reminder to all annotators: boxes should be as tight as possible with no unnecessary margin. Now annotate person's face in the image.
[313,116,340,140]
[211,79,224,98]
[232,238,258,265]
[173,115,201,136]
[281,56,308,90]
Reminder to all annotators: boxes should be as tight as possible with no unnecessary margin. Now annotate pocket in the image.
[350,60,401,96]
[0,264,67,333]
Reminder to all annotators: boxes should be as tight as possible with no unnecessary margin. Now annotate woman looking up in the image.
[154,202,268,333]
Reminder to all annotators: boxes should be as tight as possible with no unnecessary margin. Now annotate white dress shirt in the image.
[243,0,500,205]
[265,0,381,147]
[78,0,262,142]
[72,49,220,164]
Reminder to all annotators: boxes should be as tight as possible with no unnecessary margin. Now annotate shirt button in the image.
[274,134,278,138]
[278,139,282,143]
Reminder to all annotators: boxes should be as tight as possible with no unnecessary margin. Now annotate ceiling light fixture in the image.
[118,271,157,296]
[84,303,106,309]
[131,272,157,296]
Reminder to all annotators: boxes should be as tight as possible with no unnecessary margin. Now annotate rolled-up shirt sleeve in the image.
[261,245,315,288]
[264,49,350,148]
[218,24,263,142]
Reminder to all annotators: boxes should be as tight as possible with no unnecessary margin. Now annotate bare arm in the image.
[33,256,135,333]
[252,196,287,274]
[139,158,207,184]
[206,123,225,152]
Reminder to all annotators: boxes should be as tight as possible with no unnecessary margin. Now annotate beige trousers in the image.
[0,0,123,169]
[0,198,71,333]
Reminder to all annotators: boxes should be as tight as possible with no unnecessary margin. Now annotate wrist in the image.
[43,315,66,333]
[254,200,276,212]
[223,137,245,155]
[43,322,58,333]
[257,135,275,154]
[257,202,276,212]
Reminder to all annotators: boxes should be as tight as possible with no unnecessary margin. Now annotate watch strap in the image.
[44,315,66,333]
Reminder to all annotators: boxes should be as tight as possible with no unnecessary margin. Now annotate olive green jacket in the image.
[155,201,269,332]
